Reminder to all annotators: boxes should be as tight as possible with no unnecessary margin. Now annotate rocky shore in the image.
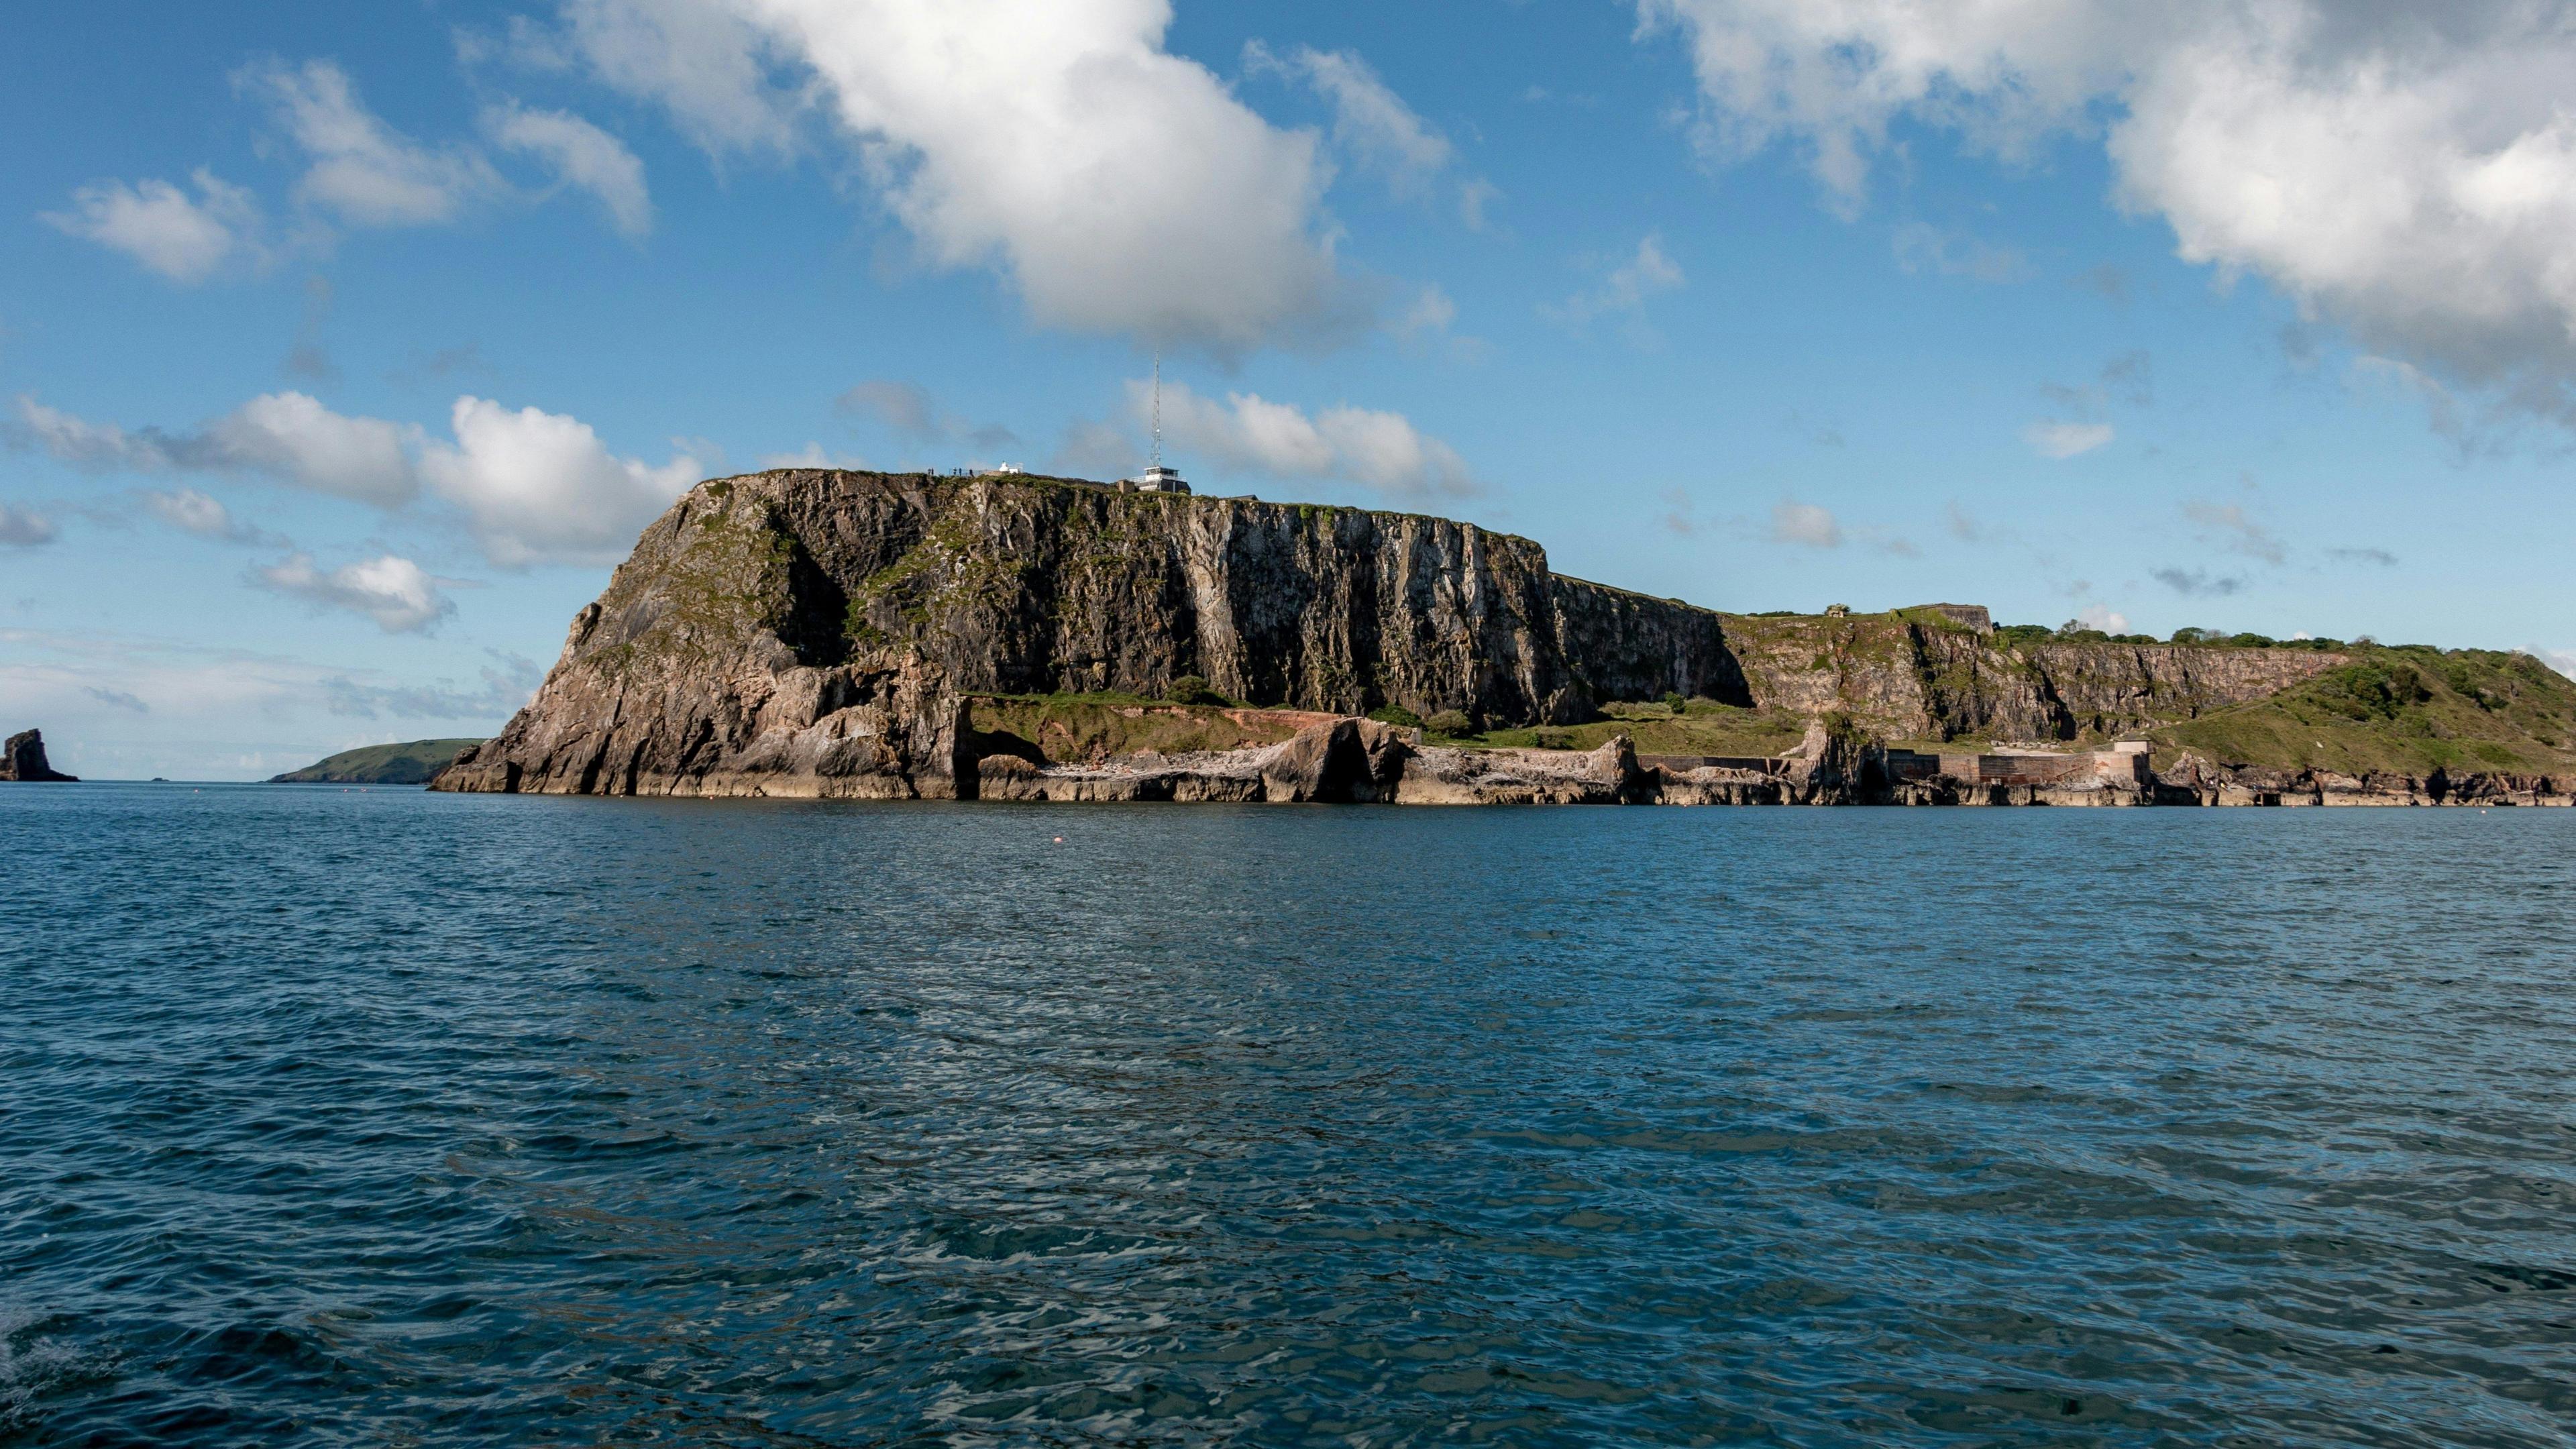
[431,468,2575,808]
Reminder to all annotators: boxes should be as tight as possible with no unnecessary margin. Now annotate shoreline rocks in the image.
[1,729,77,783]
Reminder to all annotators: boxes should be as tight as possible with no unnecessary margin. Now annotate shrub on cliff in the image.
[1426,709,1474,737]
[1368,704,1426,729]
[1165,675,1228,707]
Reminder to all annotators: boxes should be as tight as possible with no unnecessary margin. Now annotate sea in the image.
[3,782,2573,1447]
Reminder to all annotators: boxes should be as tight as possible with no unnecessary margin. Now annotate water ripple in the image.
[3,786,2573,1445]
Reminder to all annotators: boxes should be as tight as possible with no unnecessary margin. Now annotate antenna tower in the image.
[1150,350,1163,470]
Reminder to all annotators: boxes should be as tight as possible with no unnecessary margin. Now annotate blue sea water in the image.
[3,783,2573,1447]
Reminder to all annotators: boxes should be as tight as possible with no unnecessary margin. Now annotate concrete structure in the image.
[1884,743,2149,787]
[1132,464,1190,494]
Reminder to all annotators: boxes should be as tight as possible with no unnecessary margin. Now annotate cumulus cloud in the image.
[2184,499,2286,565]
[419,396,700,566]
[1143,380,1476,498]
[2075,604,2131,634]
[1635,0,2576,426]
[15,391,693,566]
[42,169,264,282]
[1770,500,1841,548]
[208,392,422,505]
[555,0,1356,352]
[1546,233,1686,331]
[0,504,57,547]
[2023,421,2114,459]
[11,392,420,506]
[235,58,504,227]
[485,101,654,237]
[256,552,454,633]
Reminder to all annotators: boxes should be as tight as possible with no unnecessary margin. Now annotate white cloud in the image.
[0,504,57,547]
[1547,233,1686,328]
[207,392,422,506]
[2076,604,2131,634]
[256,552,454,633]
[1636,1,2576,425]
[15,391,688,567]
[1395,284,1457,339]
[143,488,272,544]
[485,101,654,237]
[2023,421,2114,459]
[42,169,262,282]
[555,0,801,156]
[13,391,414,504]
[1770,500,1841,548]
[562,0,1355,352]
[1245,42,1452,197]
[1142,379,1476,498]
[419,396,700,566]
[235,58,502,227]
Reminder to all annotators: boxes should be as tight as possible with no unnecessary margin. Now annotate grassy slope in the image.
[2147,648,2576,776]
[965,694,1311,766]
[269,739,484,784]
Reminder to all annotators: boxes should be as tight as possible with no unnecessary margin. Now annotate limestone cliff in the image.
[1714,612,2345,743]
[432,468,2570,806]
[434,469,1738,798]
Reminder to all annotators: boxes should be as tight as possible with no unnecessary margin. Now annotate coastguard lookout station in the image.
[1124,354,1190,494]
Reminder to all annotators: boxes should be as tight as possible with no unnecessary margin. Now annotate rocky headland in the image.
[431,469,2575,807]
[2,729,78,783]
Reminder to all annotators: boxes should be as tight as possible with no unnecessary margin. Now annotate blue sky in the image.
[5,1,2574,779]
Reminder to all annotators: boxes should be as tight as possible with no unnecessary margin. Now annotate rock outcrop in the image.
[1,729,77,782]
[435,469,1741,798]
[1715,612,2345,742]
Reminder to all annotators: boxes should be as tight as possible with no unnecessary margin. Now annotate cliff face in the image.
[1716,614,2344,742]
[1,729,76,783]
[435,470,1740,797]
[431,466,2559,804]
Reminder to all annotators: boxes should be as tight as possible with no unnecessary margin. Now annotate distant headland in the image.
[270,739,484,786]
[428,469,2574,808]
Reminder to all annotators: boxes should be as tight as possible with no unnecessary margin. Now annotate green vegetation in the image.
[1426,709,1474,738]
[2149,647,2576,775]
[1166,674,1230,707]
[1368,704,1425,729]
[268,739,482,785]
[965,692,1299,765]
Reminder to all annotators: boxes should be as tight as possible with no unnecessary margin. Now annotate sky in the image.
[5,1,2575,780]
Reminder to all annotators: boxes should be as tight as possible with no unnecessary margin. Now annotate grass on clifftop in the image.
[2147,648,2576,775]
[269,739,482,784]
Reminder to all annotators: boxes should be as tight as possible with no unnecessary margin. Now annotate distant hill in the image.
[269,739,483,785]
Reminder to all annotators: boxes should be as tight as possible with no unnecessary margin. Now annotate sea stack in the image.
[1,729,78,782]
